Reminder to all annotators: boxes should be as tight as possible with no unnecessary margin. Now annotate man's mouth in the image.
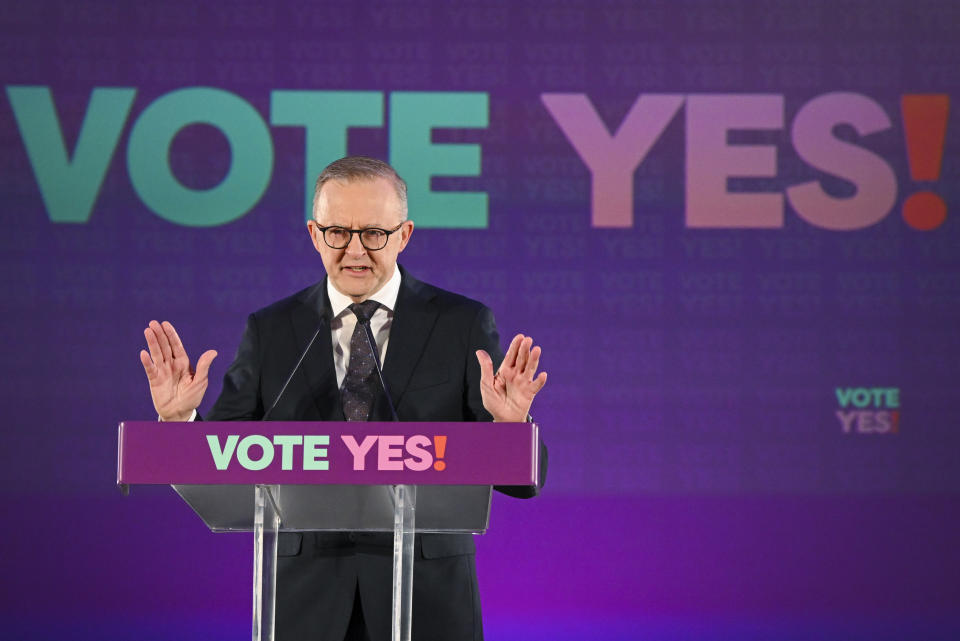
[344,266,371,273]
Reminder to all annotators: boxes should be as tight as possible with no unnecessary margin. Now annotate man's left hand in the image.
[476,334,547,422]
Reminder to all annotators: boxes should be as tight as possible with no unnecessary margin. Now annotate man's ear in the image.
[306,220,324,254]
[397,220,415,253]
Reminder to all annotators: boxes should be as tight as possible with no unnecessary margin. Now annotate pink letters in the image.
[542,91,900,231]
[340,434,438,471]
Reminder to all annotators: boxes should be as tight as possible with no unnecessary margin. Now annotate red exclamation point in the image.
[901,94,950,230]
[433,435,447,471]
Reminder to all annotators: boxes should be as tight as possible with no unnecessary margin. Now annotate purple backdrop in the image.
[2,1,959,640]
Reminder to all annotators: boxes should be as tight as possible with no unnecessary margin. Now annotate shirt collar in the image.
[327,264,402,319]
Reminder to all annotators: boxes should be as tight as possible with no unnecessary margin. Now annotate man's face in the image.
[307,177,414,303]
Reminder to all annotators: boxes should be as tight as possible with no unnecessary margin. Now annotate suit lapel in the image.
[290,280,345,421]
[380,268,439,416]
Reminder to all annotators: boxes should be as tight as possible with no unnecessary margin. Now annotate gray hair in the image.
[313,156,408,221]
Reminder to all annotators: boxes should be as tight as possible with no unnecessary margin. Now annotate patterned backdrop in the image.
[1,1,958,639]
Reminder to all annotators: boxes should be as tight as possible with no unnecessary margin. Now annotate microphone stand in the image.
[358,315,400,422]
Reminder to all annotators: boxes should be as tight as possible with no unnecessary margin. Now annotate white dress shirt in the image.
[327,265,402,388]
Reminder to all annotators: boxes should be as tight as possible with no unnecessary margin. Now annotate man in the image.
[139,156,547,641]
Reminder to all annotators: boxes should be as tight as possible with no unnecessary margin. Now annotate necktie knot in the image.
[348,300,380,325]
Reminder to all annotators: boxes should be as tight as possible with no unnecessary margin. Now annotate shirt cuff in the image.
[158,408,197,422]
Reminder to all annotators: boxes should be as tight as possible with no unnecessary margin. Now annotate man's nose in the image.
[344,232,366,256]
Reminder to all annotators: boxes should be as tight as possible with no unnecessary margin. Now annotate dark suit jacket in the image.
[205,266,546,641]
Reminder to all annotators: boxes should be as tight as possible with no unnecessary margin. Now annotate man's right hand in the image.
[139,320,217,421]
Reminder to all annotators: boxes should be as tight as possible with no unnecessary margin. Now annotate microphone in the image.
[353,306,400,422]
[262,309,330,421]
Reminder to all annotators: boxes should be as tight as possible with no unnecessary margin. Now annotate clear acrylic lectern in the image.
[117,421,541,641]
[176,483,492,641]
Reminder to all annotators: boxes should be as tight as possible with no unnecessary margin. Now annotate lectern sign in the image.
[117,421,538,485]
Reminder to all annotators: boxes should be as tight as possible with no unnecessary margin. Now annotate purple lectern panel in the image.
[117,421,538,486]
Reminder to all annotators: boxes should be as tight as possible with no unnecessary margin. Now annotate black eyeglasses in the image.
[313,222,404,251]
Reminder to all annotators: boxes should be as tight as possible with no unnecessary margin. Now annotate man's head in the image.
[307,157,414,303]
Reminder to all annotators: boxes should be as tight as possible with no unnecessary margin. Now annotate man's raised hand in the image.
[476,334,548,423]
[139,320,217,421]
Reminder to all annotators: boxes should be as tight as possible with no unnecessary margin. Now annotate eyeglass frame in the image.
[311,222,405,251]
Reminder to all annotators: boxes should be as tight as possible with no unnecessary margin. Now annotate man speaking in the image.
[139,156,548,641]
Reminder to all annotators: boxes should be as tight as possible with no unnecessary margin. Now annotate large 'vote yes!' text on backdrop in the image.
[1,1,958,640]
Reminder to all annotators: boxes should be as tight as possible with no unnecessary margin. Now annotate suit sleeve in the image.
[464,305,500,422]
[466,305,548,498]
[204,314,265,421]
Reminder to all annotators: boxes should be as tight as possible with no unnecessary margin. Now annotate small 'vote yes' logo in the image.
[835,387,900,435]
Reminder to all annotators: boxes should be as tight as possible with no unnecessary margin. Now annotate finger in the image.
[524,345,542,379]
[194,349,218,383]
[144,324,165,366]
[162,321,188,361]
[475,350,495,388]
[502,334,523,370]
[515,336,533,372]
[139,349,157,379]
[531,371,547,394]
[151,320,173,363]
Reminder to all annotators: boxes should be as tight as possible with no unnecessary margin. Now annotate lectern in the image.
[117,421,540,641]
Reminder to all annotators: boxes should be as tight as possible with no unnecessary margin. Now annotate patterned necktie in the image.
[341,300,382,421]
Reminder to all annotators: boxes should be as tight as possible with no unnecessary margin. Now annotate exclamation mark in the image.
[900,94,950,230]
[433,435,447,471]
